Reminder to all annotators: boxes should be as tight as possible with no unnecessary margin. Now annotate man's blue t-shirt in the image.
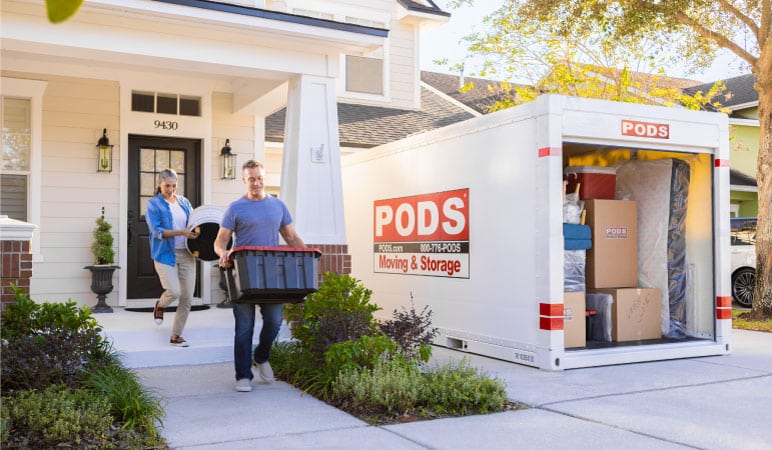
[221,195,293,247]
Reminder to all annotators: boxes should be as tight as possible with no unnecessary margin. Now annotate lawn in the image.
[732,308,772,332]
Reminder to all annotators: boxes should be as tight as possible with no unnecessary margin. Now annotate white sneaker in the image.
[257,361,274,383]
[235,378,252,392]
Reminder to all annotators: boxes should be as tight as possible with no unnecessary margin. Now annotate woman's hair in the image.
[156,168,178,194]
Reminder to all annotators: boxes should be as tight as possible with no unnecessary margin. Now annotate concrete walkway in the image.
[98,308,772,449]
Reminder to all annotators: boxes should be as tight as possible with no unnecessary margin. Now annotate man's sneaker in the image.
[235,378,252,392]
[170,335,189,347]
[256,361,274,383]
[153,301,164,325]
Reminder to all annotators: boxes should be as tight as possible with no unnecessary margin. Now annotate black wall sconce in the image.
[96,129,113,173]
[220,139,237,180]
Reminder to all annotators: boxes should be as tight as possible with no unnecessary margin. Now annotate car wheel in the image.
[731,267,755,308]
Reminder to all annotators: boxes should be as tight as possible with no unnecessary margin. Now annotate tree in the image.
[450,0,770,319]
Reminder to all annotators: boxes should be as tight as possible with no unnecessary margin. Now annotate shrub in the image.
[286,272,380,355]
[91,216,115,265]
[3,383,113,447]
[421,358,508,415]
[379,300,438,362]
[1,287,108,392]
[332,359,422,419]
[324,334,400,375]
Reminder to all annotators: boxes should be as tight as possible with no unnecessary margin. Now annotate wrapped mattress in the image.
[615,158,690,338]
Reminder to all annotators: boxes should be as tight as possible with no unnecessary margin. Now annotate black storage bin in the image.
[226,246,322,304]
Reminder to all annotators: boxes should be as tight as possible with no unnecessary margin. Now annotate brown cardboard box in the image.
[590,288,661,342]
[563,292,586,348]
[585,199,638,288]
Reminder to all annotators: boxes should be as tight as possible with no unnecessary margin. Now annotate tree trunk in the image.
[751,51,772,319]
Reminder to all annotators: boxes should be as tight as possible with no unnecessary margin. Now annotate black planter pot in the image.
[84,265,120,313]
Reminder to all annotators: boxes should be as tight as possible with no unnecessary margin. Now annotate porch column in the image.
[281,74,350,275]
[0,215,36,311]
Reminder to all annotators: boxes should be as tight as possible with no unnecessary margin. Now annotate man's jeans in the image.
[232,302,283,381]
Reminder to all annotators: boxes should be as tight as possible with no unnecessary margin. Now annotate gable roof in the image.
[265,82,474,148]
[730,169,757,188]
[396,0,450,17]
[684,74,758,110]
[420,71,522,114]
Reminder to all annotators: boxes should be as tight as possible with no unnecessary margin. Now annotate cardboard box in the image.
[585,199,638,288]
[563,292,586,348]
[590,288,661,342]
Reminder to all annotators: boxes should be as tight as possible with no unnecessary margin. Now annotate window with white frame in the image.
[1,77,46,259]
[1,97,32,221]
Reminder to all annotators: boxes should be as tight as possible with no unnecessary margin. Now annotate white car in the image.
[730,217,756,307]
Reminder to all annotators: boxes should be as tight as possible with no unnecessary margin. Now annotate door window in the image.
[139,147,187,217]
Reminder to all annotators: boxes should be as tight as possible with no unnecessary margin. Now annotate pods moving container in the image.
[342,95,732,371]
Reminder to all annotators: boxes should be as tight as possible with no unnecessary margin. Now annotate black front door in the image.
[127,135,200,299]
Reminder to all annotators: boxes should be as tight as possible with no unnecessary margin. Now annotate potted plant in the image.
[84,214,119,313]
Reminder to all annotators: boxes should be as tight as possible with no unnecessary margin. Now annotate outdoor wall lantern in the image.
[96,128,113,173]
[220,139,237,180]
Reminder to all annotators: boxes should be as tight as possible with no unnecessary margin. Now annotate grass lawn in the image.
[732,308,772,332]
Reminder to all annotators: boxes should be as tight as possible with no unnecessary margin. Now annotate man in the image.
[214,159,306,392]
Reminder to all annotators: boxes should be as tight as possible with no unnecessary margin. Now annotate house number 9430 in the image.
[154,120,178,130]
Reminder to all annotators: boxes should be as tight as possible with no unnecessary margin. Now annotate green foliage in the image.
[285,272,380,355]
[1,287,107,392]
[46,0,84,23]
[332,359,423,418]
[277,274,513,424]
[379,300,438,362]
[331,357,509,423]
[422,358,508,415]
[324,334,400,375]
[443,0,752,112]
[0,289,167,447]
[91,216,116,265]
[84,359,165,438]
[3,384,113,447]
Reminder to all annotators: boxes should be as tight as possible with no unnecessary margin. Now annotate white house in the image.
[0,0,449,309]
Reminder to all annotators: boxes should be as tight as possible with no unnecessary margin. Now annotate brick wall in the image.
[310,243,351,279]
[1,240,33,310]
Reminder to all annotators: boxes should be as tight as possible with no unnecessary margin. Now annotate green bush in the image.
[3,384,113,447]
[286,272,380,355]
[332,359,422,418]
[1,287,108,392]
[421,358,508,415]
[91,216,115,265]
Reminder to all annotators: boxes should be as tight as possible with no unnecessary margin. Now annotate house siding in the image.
[388,20,419,109]
[29,75,120,304]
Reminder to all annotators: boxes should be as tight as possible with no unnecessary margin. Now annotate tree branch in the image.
[674,11,758,67]
[714,0,758,36]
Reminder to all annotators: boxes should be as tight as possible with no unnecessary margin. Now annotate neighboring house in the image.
[0,0,450,309]
[685,74,760,217]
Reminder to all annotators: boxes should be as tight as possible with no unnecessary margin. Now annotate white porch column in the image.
[281,74,346,246]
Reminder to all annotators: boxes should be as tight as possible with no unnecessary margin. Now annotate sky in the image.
[420,0,751,83]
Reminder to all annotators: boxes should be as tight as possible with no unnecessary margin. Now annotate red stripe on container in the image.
[714,159,729,167]
[538,147,561,158]
[540,303,564,316]
[540,317,564,330]
[716,308,732,320]
[716,296,732,307]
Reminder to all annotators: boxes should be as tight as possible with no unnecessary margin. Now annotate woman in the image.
[145,168,199,347]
